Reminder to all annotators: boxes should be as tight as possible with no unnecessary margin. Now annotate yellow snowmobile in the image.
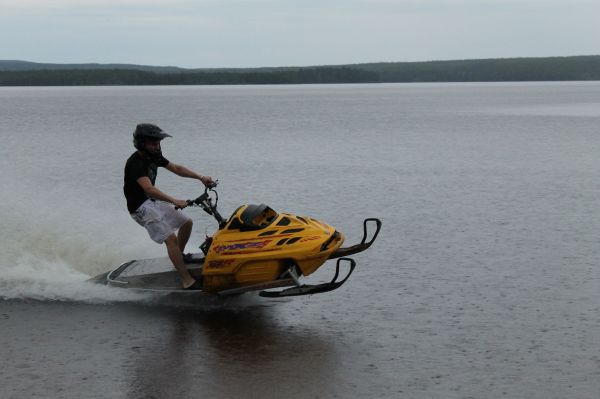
[93,184,381,298]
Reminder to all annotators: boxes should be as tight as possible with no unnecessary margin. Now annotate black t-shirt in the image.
[123,151,169,213]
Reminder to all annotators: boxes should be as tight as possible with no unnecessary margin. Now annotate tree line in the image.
[0,56,599,85]
[354,56,600,82]
[0,67,379,86]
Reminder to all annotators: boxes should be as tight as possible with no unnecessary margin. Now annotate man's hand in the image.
[173,199,188,209]
[200,175,215,187]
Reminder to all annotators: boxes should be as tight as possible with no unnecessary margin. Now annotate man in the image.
[124,123,214,290]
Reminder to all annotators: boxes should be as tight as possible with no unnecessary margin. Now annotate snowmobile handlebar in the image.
[177,181,227,227]
[175,180,218,208]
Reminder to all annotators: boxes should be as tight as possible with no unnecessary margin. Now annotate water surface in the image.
[1,82,600,398]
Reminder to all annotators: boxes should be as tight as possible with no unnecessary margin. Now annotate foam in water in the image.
[0,210,150,303]
[0,252,150,302]
[0,172,157,303]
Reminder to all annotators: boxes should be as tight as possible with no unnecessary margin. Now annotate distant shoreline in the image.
[1,55,599,86]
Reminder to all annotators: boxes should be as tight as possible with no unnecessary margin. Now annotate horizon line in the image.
[2,54,599,71]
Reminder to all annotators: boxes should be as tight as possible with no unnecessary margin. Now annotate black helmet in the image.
[133,123,172,150]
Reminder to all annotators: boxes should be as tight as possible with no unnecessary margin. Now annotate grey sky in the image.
[1,0,599,68]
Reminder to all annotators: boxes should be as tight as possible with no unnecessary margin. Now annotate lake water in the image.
[1,82,600,398]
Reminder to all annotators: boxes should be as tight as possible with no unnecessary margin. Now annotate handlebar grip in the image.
[175,200,193,210]
[206,180,218,189]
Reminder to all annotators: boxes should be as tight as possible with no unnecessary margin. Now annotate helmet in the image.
[133,123,172,151]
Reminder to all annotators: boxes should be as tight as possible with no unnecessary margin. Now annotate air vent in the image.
[286,237,301,245]
[276,217,291,226]
[281,228,304,234]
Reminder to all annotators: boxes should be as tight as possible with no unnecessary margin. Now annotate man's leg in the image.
[177,219,193,253]
[164,234,196,288]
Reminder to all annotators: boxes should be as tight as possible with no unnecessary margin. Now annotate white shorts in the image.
[131,199,192,244]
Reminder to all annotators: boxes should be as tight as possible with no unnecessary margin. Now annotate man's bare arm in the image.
[137,177,187,208]
[166,162,214,186]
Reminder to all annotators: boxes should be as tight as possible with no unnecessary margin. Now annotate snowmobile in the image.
[90,183,381,298]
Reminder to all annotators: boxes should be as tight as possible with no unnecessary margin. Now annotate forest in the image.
[0,56,598,85]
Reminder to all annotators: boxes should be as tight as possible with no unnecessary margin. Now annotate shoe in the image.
[184,279,203,290]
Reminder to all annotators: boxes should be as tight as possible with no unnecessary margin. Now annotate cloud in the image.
[1,0,598,67]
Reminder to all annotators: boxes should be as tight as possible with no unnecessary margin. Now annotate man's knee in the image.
[164,234,178,247]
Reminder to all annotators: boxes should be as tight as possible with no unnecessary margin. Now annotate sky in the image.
[1,0,599,68]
